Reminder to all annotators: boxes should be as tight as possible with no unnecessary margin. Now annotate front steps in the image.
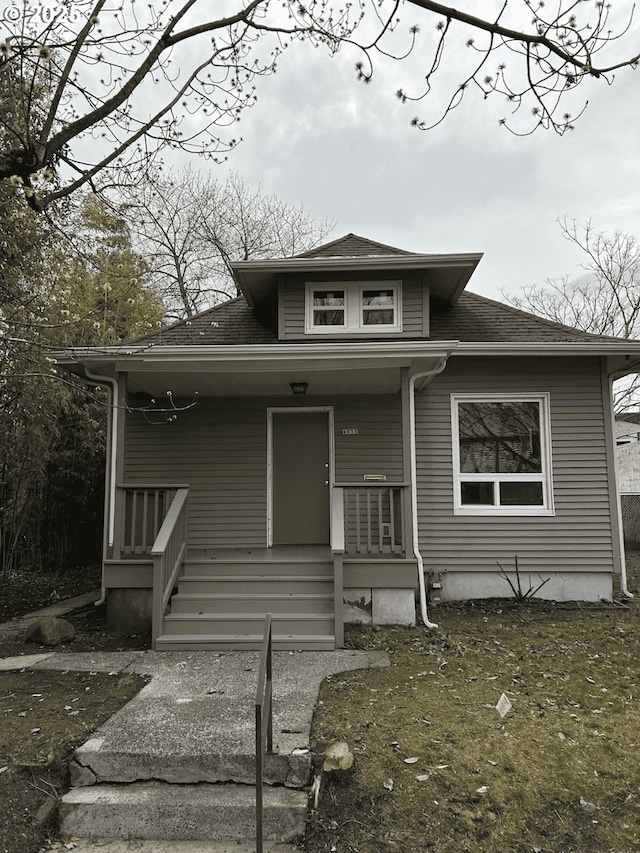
[60,782,307,843]
[57,649,319,846]
[58,648,389,847]
[155,550,337,650]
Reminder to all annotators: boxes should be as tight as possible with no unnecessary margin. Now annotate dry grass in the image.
[307,553,640,853]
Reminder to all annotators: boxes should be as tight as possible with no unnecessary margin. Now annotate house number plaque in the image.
[341,428,359,435]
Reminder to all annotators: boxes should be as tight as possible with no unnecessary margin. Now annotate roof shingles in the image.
[130,290,627,347]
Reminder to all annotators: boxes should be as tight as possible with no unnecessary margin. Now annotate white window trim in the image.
[305,281,402,334]
[451,392,555,517]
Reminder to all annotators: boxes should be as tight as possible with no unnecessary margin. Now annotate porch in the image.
[104,483,418,650]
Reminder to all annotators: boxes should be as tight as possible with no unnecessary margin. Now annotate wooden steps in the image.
[154,549,337,651]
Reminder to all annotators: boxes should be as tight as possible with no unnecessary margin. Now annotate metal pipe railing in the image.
[255,613,274,853]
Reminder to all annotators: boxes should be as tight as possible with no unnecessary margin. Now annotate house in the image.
[55,234,640,650]
[615,413,640,546]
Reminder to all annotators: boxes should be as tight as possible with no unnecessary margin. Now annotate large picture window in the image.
[451,394,554,515]
[305,282,401,333]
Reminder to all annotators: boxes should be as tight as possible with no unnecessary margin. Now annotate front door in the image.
[271,410,330,545]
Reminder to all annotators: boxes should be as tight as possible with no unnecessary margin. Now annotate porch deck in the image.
[109,485,417,651]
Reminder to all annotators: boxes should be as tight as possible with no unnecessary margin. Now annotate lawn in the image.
[1,552,638,853]
[306,551,640,853]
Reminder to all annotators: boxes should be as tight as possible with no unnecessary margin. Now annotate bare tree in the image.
[1,1,638,211]
[120,168,333,319]
[503,218,640,412]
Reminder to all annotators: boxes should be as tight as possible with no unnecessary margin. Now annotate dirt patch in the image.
[0,669,147,853]
[0,599,151,659]
[306,552,640,853]
[0,566,150,853]
[0,565,103,622]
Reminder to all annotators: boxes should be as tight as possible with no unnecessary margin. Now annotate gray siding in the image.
[279,272,427,340]
[416,356,615,575]
[124,395,403,548]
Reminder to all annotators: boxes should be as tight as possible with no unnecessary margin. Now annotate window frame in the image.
[450,393,555,516]
[305,281,402,334]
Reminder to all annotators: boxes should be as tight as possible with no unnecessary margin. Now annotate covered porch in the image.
[68,341,455,649]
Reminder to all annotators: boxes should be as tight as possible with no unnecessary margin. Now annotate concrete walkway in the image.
[1,598,389,851]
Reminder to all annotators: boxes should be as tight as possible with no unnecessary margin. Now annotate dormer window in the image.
[305,282,402,333]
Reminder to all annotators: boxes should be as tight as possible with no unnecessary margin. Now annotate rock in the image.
[323,741,354,772]
[25,617,75,646]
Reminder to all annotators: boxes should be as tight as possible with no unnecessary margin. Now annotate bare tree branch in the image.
[1,1,638,210]
[503,218,640,412]
[119,168,334,319]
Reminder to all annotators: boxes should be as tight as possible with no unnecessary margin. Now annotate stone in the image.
[25,616,75,646]
[322,741,354,772]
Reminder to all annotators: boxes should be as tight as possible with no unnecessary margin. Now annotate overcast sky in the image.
[206,21,640,303]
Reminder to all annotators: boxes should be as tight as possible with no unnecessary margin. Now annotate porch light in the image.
[290,381,308,395]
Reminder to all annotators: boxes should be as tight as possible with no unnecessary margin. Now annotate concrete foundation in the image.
[343,588,372,623]
[440,571,613,602]
[107,589,152,635]
[343,588,416,625]
[372,589,416,625]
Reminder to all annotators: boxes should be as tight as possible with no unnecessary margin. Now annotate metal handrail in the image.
[255,613,274,853]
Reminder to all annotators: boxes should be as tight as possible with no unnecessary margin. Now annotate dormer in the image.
[230,234,482,341]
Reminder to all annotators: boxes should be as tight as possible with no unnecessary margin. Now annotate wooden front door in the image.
[271,410,330,545]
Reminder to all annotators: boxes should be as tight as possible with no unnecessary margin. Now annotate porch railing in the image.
[115,484,189,557]
[335,483,407,556]
[150,487,189,644]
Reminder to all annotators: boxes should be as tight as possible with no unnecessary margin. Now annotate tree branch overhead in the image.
[1,0,638,210]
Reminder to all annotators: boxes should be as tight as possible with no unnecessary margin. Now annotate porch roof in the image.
[58,341,458,397]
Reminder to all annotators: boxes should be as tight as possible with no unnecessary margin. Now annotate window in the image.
[305,282,401,333]
[451,394,554,515]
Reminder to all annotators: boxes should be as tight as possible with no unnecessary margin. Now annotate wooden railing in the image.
[150,488,189,645]
[255,614,274,853]
[335,483,407,556]
[116,484,188,557]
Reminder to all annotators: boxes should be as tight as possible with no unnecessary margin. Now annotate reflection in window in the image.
[458,401,541,475]
[362,289,396,326]
[312,290,345,326]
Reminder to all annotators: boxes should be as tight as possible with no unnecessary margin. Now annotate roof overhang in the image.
[455,342,640,378]
[53,338,640,397]
[231,253,483,307]
[53,341,459,397]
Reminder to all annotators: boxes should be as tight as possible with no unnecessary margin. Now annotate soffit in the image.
[231,254,483,308]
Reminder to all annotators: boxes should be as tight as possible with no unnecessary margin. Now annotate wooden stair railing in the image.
[150,488,189,646]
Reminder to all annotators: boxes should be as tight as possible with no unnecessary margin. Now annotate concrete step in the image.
[59,781,307,842]
[72,732,311,789]
[163,613,334,636]
[178,575,333,595]
[170,592,334,615]
[155,633,336,651]
[56,841,299,853]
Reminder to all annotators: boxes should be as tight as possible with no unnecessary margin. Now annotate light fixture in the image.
[290,381,308,396]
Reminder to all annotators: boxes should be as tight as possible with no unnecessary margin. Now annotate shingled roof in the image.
[297,233,414,258]
[130,290,623,347]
